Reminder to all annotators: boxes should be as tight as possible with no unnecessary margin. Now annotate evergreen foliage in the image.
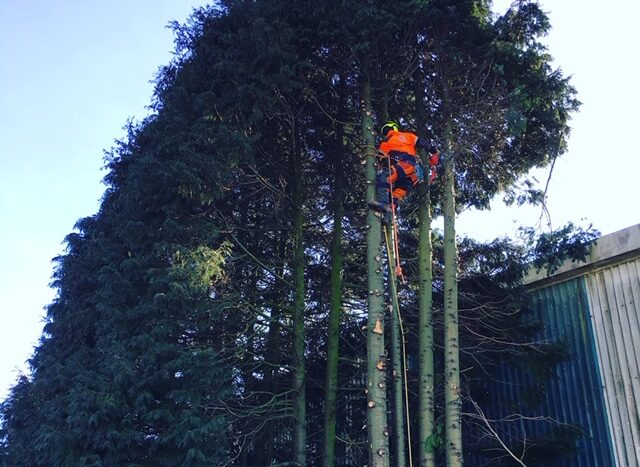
[0,1,591,466]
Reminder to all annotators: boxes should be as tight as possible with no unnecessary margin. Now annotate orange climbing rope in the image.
[386,155,405,282]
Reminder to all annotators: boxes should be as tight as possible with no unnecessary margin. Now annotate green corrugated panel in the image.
[471,277,616,466]
[528,278,615,466]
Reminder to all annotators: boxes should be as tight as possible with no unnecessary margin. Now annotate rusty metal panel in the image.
[585,258,640,467]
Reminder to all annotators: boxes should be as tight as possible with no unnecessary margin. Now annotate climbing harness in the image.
[386,155,405,281]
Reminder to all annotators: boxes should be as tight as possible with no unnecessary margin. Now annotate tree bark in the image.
[291,117,307,467]
[260,235,287,464]
[414,70,436,467]
[323,83,346,467]
[363,76,390,467]
[387,234,408,467]
[442,79,463,466]
[380,76,408,467]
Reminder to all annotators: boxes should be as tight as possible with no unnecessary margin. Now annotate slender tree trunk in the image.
[414,71,436,467]
[363,76,390,467]
[381,82,408,467]
[255,302,280,463]
[237,205,278,465]
[291,117,307,467]
[442,79,463,466]
[417,180,436,467]
[261,236,287,464]
[387,235,407,467]
[323,85,346,467]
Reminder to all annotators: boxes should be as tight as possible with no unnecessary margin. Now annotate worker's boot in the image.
[368,188,391,214]
[381,210,392,225]
[367,200,389,214]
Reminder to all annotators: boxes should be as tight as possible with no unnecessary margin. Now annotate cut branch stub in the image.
[373,319,383,334]
[368,400,376,409]
[376,360,386,371]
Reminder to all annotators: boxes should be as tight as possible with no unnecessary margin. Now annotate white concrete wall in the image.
[524,224,640,286]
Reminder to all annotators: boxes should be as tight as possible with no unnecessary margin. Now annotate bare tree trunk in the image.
[261,237,287,464]
[362,75,390,467]
[323,83,346,467]
[414,70,436,467]
[381,78,408,467]
[442,78,463,466]
[387,236,408,467]
[290,117,307,467]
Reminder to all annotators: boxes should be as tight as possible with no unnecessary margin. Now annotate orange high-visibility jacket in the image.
[379,130,418,157]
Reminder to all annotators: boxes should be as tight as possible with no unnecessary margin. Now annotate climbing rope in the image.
[386,155,405,282]
[383,224,414,467]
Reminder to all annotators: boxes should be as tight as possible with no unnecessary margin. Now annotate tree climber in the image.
[368,120,439,221]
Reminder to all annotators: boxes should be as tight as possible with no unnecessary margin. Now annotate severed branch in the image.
[467,396,528,467]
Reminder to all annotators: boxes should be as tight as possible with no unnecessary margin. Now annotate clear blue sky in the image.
[0,1,638,402]
[0,1,210,401]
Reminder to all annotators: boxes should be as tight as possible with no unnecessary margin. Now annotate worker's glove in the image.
[429,151,440,167]
[428,151,440,183]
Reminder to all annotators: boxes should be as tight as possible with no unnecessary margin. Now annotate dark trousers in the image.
[376,152,418,205]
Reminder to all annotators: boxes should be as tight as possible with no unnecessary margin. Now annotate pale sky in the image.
[458,0,640,239]
[0,1,638,402]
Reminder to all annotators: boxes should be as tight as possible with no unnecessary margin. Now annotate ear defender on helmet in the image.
[380,121,399,136]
